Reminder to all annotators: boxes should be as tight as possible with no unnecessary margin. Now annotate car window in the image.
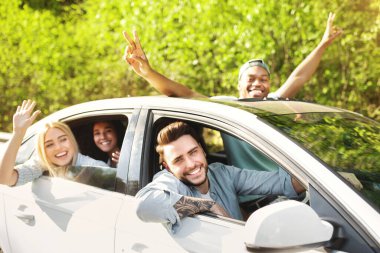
[148,117,293,220]
[66,116,129,191]
[15,115,129,192]
[202,128,224,153]
[65,165,117,191]
[15,134,37,165]
[262,111,380,210]
[69,116,128,165]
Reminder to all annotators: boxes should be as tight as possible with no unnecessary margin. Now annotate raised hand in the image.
[123,30,152,77]
[0,99,40,186]
[111,150,120,164]
[321,12,343,46]
[13,99,40,134]
[122,30,203,98]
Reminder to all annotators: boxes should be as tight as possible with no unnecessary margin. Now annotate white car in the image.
[0,132,11,148]
[0,96,379,253]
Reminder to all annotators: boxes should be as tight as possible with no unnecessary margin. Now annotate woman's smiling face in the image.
[93,122,118,154]
[44,127,75,167]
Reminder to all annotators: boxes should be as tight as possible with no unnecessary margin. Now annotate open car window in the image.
[68,115,128,165]
[15,114,130,192]
[146,116,300,221]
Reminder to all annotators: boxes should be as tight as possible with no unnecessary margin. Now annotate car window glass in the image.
[16,135,36,165]
[262,112,380,210]
[65,165,116,191]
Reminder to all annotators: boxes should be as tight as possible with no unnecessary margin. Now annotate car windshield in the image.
[213,99,380,210]
[261,111,380,210]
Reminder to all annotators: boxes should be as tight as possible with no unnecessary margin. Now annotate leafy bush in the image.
[0,0,379,131]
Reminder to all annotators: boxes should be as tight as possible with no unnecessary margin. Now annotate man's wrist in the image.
[199,199,216,212]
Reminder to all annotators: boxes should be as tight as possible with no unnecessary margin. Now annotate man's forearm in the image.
[276,42,328,99]
[291,177,306,194]
[174,196,215,218]
[145,69,205,98]
[276,12,342,99]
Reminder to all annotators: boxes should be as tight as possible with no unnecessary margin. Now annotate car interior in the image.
[63,115,128,191]
[69,115,128,164]
[57,115,306,221]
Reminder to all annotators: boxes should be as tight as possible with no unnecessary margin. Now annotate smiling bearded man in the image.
[135,121,304,233]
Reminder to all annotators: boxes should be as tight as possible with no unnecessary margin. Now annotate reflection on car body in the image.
[0,96,379,253]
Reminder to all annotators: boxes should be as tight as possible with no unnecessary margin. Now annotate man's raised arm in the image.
[123,31,204,98]
[274,12,343,99]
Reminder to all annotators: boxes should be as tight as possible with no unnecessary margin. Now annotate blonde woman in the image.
[0,100,109,186]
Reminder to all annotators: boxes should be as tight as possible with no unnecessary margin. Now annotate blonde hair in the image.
[36,121,79,177]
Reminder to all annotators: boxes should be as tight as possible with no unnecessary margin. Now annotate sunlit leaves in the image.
[0,0,379,131]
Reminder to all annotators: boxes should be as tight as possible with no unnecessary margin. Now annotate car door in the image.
[123,101,378,253]
[2,110,135,253]
[112,108,189,252]
[126,108,296,253]
[0,188,10,253]
[2,176,125,253]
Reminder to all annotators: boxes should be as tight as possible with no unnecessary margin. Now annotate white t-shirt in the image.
[200,191,213,200]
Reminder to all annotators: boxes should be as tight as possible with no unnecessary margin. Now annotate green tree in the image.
[0,0,379,132]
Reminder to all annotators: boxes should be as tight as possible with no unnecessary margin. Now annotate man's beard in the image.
[182,175,208,187]
[181,166,208,187]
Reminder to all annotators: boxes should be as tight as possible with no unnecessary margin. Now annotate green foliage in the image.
[0,0,379,131]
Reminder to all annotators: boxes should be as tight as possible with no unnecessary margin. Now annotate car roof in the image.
[45,96,344,117]
[25,96,347,137]
[230,99,343,115]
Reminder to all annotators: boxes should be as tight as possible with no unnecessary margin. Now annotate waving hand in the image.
[13,99,40,134]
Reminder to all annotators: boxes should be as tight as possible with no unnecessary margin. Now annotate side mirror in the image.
[244,200,333,249]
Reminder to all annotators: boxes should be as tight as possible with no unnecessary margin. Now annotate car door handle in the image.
[15,210,35,224]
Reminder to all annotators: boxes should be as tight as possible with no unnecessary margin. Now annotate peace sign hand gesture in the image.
[321,12,343,46]
[123,30,152,78]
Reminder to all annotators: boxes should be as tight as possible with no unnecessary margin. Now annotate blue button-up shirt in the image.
[136,162,298,232]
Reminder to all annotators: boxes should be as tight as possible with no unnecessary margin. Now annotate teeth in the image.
[55,152,67,158]
[249,90,263,95]
[100,141,111,145]
[189,168,201,175]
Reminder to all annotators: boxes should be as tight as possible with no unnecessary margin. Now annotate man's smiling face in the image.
[162,134,209,192]
[238,66,271,99]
